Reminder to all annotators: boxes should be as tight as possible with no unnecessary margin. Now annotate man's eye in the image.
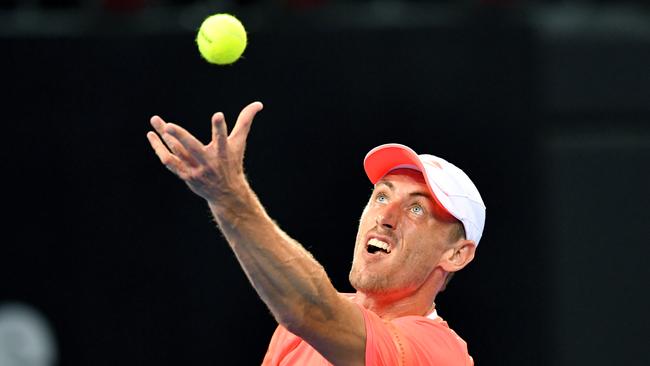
[411,205,424,215]
[376,194,388,203]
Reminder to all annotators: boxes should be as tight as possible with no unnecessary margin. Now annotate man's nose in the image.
[376,204,398,230]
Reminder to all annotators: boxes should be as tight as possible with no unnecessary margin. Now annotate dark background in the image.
[1,1,649,365]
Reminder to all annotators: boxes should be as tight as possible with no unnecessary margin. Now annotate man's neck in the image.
[354,294,433,320]
[352,278,443,320]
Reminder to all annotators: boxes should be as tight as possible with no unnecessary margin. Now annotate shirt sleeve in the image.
[360,306,474,366]
[262,325,301,366]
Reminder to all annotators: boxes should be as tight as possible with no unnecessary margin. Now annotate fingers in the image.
[149,102,263,171]
[230,101,264,142]
[148,116,199,169]
[146,131,170,162]
[146,131,185,174]
[211,112,228,152]
[162,129,198,165]
[164,123,207,164]
[150,115,167,136]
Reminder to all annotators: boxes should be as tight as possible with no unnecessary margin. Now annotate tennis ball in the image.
[196,14,247,65]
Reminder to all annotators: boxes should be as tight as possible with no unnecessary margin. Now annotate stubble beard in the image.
[349,250,403,296]
[349,265,395,295]
[349,227,400,295]
[349,246,433,298]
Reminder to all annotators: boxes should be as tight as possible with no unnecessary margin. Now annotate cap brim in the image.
[364,144,455,220]
[364,144,423,183]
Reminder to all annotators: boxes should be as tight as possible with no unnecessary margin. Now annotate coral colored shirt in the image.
[262,303,474,365]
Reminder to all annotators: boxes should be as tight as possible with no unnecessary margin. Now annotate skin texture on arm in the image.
[146,102,366,365]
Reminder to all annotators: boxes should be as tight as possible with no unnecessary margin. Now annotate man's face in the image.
[349,169,457,297]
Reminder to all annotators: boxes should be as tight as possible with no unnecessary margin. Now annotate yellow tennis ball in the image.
[196,13,247,65]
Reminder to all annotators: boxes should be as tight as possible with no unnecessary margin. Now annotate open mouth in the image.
[367,238,391,254]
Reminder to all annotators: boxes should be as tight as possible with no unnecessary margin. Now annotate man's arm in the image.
[146,102,365,365]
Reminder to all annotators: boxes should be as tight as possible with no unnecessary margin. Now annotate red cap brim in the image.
[364,144,454,220]
[364,144,423,183]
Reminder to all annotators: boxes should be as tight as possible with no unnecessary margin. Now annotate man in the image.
[146,101,485,365]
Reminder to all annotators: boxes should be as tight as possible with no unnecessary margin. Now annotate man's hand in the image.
[146,101,264,204]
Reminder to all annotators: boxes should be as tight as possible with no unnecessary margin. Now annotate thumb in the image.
[230,101,264,142]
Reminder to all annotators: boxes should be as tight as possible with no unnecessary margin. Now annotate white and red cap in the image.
[364,143,486,245]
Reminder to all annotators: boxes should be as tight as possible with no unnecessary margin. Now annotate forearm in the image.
[207,180,341,331]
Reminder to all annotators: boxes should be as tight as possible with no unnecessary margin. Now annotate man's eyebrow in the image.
[375,181,432,199]
[410,191,433,200]
[376,180,394,189]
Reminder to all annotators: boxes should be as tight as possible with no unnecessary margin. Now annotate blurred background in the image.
[1,0,649,365]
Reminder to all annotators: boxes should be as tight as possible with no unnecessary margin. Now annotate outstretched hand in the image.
[146,101,264,203]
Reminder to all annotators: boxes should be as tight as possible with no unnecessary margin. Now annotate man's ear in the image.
[440,240,476,272]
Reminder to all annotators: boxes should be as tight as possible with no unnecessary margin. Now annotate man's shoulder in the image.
[392,311,452,335]
[393,311,464,339]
